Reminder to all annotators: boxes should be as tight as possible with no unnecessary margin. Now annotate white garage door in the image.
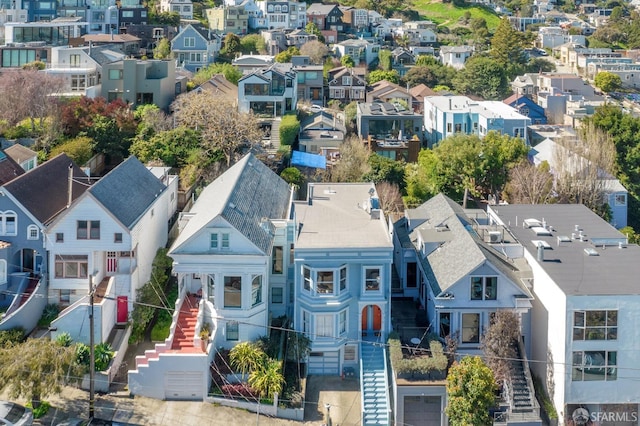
[403,395,442,426]
[307,351,340,375]
[164,371,204,400]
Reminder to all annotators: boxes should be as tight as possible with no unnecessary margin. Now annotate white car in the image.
[0,401,33,426]
[308,105,323,113]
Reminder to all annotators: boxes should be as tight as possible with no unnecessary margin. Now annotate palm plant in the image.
[248,358,285,399]
[229,342,265,377]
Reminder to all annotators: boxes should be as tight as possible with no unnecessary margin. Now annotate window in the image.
[60,289,75,304]
[317,271,334,294]
[222,233,230,249]
[272,287,283,304]
[344,345,356,361]
[207,275,215,304]
[340,266,347,291]
[184,37,195,47]
[54,255,88,278]
[0,260,6,284]
[210,233,218,249]
[572,351,617,381]
[224,276,242,308]
[56,233,64,243]
[303,267,311,291]
[339,309,347,335]
[615,194,627,206]
[439,312,451,338]
[108,69,122,80]
[27,225,39,240]
[573,310,617,340]
[226,321,239,341]
[77,220,100,240]
[471,276,497,300]
[454,123,462,133]
[302,310,310,336]
[447,123,452,133]
[251,275,262,307]
[114,233,122,243]
[316,314,334,338]
[70,54,80,67]
[461,313,480,343]
[272,246,283,274]
[365,267,380,291]
[0,212,17,236]
[71,74,86,91]
[342,76,352,85]
[122,10,133,17]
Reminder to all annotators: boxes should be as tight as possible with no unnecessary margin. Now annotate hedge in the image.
[279,114,300,147]
[388,332,448,376]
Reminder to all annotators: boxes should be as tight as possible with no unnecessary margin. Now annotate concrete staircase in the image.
[267,118,281,155]
[171,295,199,351]
[360,342,390,425]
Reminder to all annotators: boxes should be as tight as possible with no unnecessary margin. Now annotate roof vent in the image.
[584,247,599,256]
[557,235,571,245]
[524,218,543,228]
[531,226,552,236]
[532,240,551,249]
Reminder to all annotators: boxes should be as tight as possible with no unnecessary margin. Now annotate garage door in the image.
[403,395,442,426]
[307,351,340,375]
[164,371,204,400]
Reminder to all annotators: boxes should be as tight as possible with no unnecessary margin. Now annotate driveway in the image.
[304,375,361,426]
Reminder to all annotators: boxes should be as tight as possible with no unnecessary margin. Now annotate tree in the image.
[50,136,94,165]
[153,37,171,59]
[230,342,266,377]
[275,46,300,63]
[59,97,136,139]
[221,33,242,59]
[330,136,371,182]
[403,66,439,88]
[363,154,406,190]
[86,115,133,158]
[378,49,393,71]
[305,22,325,43]
[129,126,200,167]
[481,310,521,383]
[446,356,497,426]
[240,34,266,55]
[248,358,285,399]
[490,17,527,77]
[280,167,304,188]
[375,181,404,215]
[594,71,622,93]
[300,40,329,64]
[503,160,554,204]
[341,54,355,68]
[153,11,180,26]
[172,91,262,167]
[191,63,243,86]
[367,69,400,84]
[415,55,439,67]
[453,56,509,100]
[0,338,78,408]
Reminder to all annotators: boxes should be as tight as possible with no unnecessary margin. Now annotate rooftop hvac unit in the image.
[488,231,502,243]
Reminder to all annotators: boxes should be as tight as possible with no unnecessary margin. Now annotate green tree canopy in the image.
[129,126,200,167]
[490,17,527,77]
[446,356,497,426]
[305,22,325,43]
[367,69,400,84]
[594,71,622,93]
[280,167,305,188]
[453,56,509,100]
[221,33,242,59]
[378,49,393,71]
[153,37,171,59]
[415,55,440,67]
[275,46,301,63]
[191,63,243,86]
[341,54,355,68]
[240,34,267,55]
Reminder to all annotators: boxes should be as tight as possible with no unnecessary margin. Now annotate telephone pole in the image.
[89,274,95,420]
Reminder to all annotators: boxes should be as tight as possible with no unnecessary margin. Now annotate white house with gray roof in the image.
[439,45,474,69]
[47,156,176,344]
[488,204,640,425]
[424,95,532,145]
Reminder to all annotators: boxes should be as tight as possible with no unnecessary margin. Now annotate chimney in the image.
[67,163,73,208]
[537,243,545,262]
[308,184,314,205]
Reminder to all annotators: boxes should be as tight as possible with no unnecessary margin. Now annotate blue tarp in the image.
[291,151,326,169]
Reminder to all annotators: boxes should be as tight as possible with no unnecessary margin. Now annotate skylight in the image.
[531,226,552,236]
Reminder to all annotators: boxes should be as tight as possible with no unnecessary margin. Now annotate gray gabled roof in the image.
[406,194,524,295]
[170,154,291,256]
[89,156,166,229]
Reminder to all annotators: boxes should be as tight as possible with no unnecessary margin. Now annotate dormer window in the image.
[471,276,497,300]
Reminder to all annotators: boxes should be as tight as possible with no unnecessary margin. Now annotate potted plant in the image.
[200,323,211,352]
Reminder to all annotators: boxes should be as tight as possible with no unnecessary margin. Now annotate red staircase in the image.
[18,277,38,307]
[170,295,202,353]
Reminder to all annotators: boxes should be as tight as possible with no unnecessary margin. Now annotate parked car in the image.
[0,401,33,426]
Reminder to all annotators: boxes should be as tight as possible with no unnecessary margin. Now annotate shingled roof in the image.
[0,151,24,185]
[89,156,166,229]
[4,153,90,225]
[170,154,292,256]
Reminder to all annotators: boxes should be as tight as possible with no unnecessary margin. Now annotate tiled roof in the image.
[4,153,90,225]
[4,144,36,164]
[0,151,24,185]
[170,154,291,255]
[89,156,166,229]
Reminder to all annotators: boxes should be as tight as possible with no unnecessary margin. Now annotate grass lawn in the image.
[411,0,501,30]
[150,284,179,341]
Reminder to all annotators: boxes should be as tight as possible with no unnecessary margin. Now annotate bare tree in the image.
[553,122,616,215]
[503,160,554,204]
[375,181,404,216]
[0,70,63,131]
[481,310,521,383]
[329,135,371,182]
[171,91,262,167]
[299,40,330,64]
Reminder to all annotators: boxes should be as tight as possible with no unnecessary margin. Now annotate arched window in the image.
[27,224,39,240]
[0,211,17,236]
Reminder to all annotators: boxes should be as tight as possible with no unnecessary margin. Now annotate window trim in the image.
[27,224,39,240]
[572,350,617,381]
[461,312,480,344]
[271,286,283,304]
[470,276,497,300]
[226,321,239,341]
[251,274,262,307]
[54,255,89,279]
[363,266,381,292]
[301,265,348,296]
[573,310,617,341]
[77,220,100,240]
[223,276,242,308]
[0,211,17,236]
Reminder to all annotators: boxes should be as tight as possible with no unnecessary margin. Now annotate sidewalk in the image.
[1,387,310,426]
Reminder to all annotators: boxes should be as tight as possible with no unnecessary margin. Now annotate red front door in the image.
[117,296,128,323]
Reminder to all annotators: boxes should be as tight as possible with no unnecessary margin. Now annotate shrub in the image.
[94,342,114,371]
[532,373,558,420]
[388,332,448,376]
[55,332,73,347]
[26,400,50,419]
[0,327,26,348]
[49,136,94,165]
[279,114,300,146]
[219,383,258,400]
[75,343,90,369]
[38,304,60,327]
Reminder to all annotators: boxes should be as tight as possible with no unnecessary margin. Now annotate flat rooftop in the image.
[490,204,640,296]
[294,183,393,250]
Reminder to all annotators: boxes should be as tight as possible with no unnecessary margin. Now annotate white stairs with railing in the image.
[360,340,390,425]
